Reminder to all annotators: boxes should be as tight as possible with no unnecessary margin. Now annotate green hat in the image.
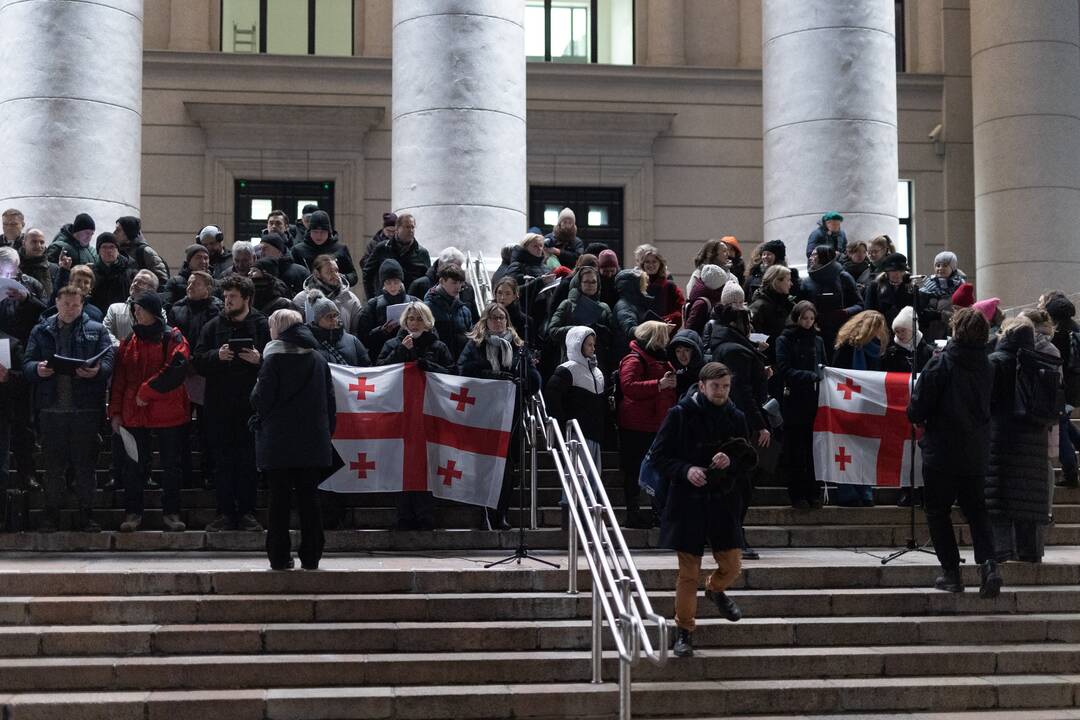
[822,211,844,222]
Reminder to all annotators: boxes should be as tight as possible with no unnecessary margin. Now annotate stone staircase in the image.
[0,551,1079,718]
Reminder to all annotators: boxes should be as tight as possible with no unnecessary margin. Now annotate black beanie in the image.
[72,213,95,234]
[255,257,280,278]
[116,216,141,241]
[379,258,404,285]
[1046,296,1077,324]
[302,204,319,216]
[185,243,209,262]
[880,253,908,273]
[132,291,163,320]
[260,232,287,255]
[308,210,332,233]
[95,232,118,251]
[382,212,397,228]
[760,239,787,265]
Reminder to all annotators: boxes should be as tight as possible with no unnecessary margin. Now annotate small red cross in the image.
[835,447,853,471]
[349,376,376,400]
[349,452,377,479]
[437,460,463,486]
[837,377,862,400]
[449,387,476,412]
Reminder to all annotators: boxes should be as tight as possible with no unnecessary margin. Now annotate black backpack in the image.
[608,351,646,421]
[1013,347,1062,426]
[1063,330,1080,406]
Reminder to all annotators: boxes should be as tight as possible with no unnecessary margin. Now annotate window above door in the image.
[221,0,353,56]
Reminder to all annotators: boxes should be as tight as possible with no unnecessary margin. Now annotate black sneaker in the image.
[1056,469,1079,488]
[204,514,235,532]
[672,627,694,657]
[705,589,742,621]
[239,513,263,532]
[934,566,964,593]
[742,547,760,561]
[270,558,294,571]
[979,559,1003,599]
[896,488,912,507]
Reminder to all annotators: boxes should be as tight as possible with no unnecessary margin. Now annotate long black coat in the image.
[986,326,1052,523]
[705,324,769,432]
[797,261,861,355]
[251,323,336,470]
[907,340,992,474]
[192,310,270,443]
[653,392,751,555]
[775,325,826,428]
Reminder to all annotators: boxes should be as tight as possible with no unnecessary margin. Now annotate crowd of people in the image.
[0,206,1074,590]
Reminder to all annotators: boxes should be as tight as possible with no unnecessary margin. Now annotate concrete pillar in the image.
[392,0,526,262]
[168,0,211,52]
[0,0,142,235]
[970,0,1080,309]
[762,0,898,256]
[646,0,685,66]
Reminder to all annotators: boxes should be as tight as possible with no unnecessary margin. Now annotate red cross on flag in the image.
[320,362,516,508]
[812,367,922,488]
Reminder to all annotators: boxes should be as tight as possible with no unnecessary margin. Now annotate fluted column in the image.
[392,0,526,262]
[970,0,1080,308]
[762,0,898,254]
[0,0,143,234]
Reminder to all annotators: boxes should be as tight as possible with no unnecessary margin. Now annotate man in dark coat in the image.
[192,274,270,532]
[90,233,137,311]
[805,211,848,258]
[114,216,170,286]
[908,307,1002,597]
[354,259,418,359]
[652,362,756,657]
[19,229,63,301]
[358,212,398,299]
[424,264,474,360]
[290,211,359,288]
[47,213,98,266]
[258,232,308,294]
[161,243,211,306]
[1044,293,1080,488]
[362,213,432,300]
[198,225,233,279]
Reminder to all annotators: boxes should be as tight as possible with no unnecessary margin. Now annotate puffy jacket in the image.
[167,296,223,350]
[775,325,826,427]
[109,325,191,428]
[547,285,617,374]
[616,340,675,433]
[290,232,359,287]
[543,232,585,269]
[362,238,431,299]
[798,260,861,354]
[805,220,848,258]
[47,225,98,266]
[92,255,137,310]
[613,269,655,351]
[355,289,419,358]
[424,285,474,360]
[545,326,606,442]
[24,312,115,414]
[504,245,548,287]
[309,323,371,367]
[863,273,914,328]
[705,324,770,432]
[683,276,725,336]
[123,239,170,286]
[377,328,456,373]
[293,274,364,330]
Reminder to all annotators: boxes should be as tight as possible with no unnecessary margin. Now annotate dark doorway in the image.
[234,179,335,244]
[528,186,624,261]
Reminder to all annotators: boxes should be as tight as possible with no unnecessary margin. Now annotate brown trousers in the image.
[674,549,742,631]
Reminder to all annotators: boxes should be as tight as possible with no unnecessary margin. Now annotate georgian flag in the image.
[320,363,515,508]
[812,367,923,487]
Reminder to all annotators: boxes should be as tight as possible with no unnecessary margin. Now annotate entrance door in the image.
[528,186,624,261]
[234,179,335,243]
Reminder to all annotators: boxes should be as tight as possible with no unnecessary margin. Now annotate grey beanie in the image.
[310,293,338,324]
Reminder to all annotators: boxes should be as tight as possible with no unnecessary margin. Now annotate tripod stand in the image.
[882,281,939,565]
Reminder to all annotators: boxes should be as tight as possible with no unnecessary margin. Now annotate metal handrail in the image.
[526,393,667,720]
[464,251,494,318]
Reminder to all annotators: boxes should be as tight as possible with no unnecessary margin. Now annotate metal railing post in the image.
[619,578,633,720]
[529,412,539,530]
[591,499,605,683]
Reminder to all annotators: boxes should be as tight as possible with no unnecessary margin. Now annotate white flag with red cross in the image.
[320,363,516,507]
[812,367,923,488]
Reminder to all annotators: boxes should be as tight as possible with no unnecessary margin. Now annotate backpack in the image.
[682,296,712,331]
[1063,330,1080,406]
[134,243,171,280]
[1013,347,1062,426]
[607,351,646,421]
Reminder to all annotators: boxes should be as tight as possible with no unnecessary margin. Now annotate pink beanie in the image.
[972,297,1000,324]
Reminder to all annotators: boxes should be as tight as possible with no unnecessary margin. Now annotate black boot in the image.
[979,559,1003,599]
[1056,468,1079,488]
[78,509,101,533]
[705,589,742,621]
[672,627,694,657]
[934,566,964,593]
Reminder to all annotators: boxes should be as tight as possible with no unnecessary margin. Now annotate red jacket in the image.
[617,340,676,433]
[647,274,685,327]
[109,326,191,428]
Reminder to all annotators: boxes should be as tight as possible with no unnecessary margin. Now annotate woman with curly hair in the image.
[635,244,684,326]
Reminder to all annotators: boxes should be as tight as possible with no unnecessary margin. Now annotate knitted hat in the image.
[95,232,118,251]
[185,243,209,262]
[379,258,404,285]
[72,213,95,234]
[892,305,915,333]
[558,207,575,223]
[597,249,620,270]
[308,210,332,233]
[131,291,162,320]
[301,204,319,216]
[822,211,844,222]
[760,239,787,265]
[115,216,141,241]
[699,264,730,290]
[934,251,958,270]
[879,252,908,273]
[382,212,397,228]
[1046,296,1077,324]
[973,297,1001,324]
[951,282,975,308]
[720,235,742,257]
[720,280,745,307]
[260,232,287,256]
[255,257,280,278]
[310,293,338,324]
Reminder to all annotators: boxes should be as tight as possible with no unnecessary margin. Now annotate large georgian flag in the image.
[320,362,516,508]
[812,367,923,488]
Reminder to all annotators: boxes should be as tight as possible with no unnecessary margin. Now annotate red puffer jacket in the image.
[109,326,191,428]
[617,340,676,433]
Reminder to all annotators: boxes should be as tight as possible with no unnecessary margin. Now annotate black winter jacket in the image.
[92,256,137,311]
[775,325,826,428]
[355,290,419,359]
[376,328,456,373]
[167,296,223,352]
[863,273,914,328]
[704,324,769,432]
[290,232,359,287]
[192,310,270,442]
[613,269,655,352]
[424,286,474,360]
[309,324,371,367]
[362,239,432,300]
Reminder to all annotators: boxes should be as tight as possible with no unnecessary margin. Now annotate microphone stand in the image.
[882,277,940,564]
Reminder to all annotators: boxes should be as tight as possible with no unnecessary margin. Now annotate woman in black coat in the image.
[251,310,336,571]
[377,302,456,372]
[775,301,827,508]
[987,319,1057,562]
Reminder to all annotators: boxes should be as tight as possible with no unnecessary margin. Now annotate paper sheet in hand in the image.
[750,333,770,344]
[385,303,410,325]
[117,427,139,463]
[0,338,9,370]
[0,277,26,296]
[46,346,110,375]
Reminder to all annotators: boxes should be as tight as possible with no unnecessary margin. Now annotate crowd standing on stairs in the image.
[0,205,1073,614]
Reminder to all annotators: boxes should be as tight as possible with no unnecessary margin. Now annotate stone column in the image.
[392,0,526,262]
[970,0,1080,308]
[646,0,686,66]
[762,0,898,257]
[0,0,143,236]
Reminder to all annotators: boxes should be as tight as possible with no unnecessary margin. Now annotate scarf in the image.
[485,332,515,372]
[132,322,164,341]
[852,338,882,370]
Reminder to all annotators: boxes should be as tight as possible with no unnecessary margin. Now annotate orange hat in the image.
[720,236,742,257]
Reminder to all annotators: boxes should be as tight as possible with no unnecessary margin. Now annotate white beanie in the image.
[720,280,745,307]
[558,207,575,223]
[699,264,730,291]
[892,305,915,333]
